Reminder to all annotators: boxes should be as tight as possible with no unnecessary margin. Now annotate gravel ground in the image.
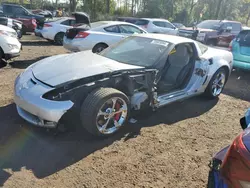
[0,36,249,188]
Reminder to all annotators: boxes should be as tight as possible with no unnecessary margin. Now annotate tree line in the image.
[3,0,250,26]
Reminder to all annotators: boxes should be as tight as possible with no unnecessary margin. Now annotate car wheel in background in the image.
[206,39,217,46]
[92,43,108,53]
[80,88,130,137]
[205,67,228,98]
[54,32,65,45]
[21,26,27,35]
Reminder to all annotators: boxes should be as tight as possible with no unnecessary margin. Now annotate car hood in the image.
[0,24,15,32]
[32,51,144,87]
[72,12,90,26]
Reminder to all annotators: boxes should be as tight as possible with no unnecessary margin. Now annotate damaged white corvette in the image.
[14,34,233,137]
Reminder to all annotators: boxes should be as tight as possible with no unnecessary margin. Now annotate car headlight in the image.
[8,44,19,49]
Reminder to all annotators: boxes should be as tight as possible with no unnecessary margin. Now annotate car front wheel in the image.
[205,68,227,98]
[80,88,130,137]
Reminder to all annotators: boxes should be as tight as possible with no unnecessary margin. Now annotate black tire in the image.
[205,68,227,99]
[21,26,27,35]
[80,88,130,137]
[92,43,108,53]
[54,32,65,45]
[0,47,3,63]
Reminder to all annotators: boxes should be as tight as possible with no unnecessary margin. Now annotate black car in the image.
[1,3,45,27]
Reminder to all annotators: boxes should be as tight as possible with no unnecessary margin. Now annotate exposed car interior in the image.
[158,43,196,93]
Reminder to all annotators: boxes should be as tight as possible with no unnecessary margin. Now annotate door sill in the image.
[157,90,187,107]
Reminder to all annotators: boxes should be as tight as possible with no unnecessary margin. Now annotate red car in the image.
[208,109,250,188]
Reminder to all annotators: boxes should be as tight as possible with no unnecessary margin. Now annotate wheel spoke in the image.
[113,105,127,115]
[97,110,109,116]
[114,120,121,128]
[111,98,117,110]
[100,118,111,133]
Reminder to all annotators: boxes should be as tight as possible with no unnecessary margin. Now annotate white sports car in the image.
[63,21,147,53]
[14,34,233,137]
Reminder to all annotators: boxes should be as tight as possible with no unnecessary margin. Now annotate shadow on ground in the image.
[0,96,218,186]
[20,41,54,47]
[223,70,250,102]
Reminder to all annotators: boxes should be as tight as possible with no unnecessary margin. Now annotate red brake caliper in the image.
[114,102,122,121]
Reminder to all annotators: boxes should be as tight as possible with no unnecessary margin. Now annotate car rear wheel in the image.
[80,88,130,137]
[54,32,65,45]
[205,68,227,98]
[92,43,108,53]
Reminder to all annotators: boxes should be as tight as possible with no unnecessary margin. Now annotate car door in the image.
[156,42,209,106]
[11,6,29,19]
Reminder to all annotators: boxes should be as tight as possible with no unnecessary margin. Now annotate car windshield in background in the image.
[197,20,221,30]
[100,36,170,67]
[135,19,149,26]
[236,30,250,46]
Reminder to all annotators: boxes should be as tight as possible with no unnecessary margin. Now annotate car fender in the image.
[207,57,231,84]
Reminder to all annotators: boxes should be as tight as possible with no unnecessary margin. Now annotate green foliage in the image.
[11,0,250,25]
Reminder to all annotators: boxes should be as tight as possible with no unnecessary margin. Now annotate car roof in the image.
[202,19,241,24]
[134,33,194,44]
[141,18,170,22]
[92,21,139,27]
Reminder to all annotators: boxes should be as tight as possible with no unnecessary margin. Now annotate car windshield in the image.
[236,30,250,46]
[197,20,221,30]
[100,36,171,67]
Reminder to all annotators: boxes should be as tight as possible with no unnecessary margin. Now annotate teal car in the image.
[231,30,250,70]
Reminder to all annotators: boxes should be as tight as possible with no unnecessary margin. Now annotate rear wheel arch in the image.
[54,32,65,45]
[0,47,4,58]
[92,43,109,53]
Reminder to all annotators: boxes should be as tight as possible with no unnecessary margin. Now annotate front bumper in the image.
[14,69,74,128]
[233,59,250,70]
[5,52,20,60]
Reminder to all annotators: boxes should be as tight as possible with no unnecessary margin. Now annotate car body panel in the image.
[32,51,144,87]
[63,21,146,52]
[208,108,250,188]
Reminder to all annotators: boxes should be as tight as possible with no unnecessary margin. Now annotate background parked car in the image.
[178,20,242,46]
[207,107,250,188]
[172,22,185,29]
[31,9,53,19]
[63,21,147,53]
[0,24,21,62]
[0,10,22,38]
[35,12,90,45]
[230,30,250,70]
[135,18,178,35]
[117,17,141,24]
[0,3,45,34]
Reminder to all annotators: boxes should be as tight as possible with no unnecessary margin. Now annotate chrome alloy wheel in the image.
[96,97,128,134]
[211,72,226,97]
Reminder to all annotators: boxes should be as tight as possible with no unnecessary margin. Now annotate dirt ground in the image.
[0,35,250,188]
